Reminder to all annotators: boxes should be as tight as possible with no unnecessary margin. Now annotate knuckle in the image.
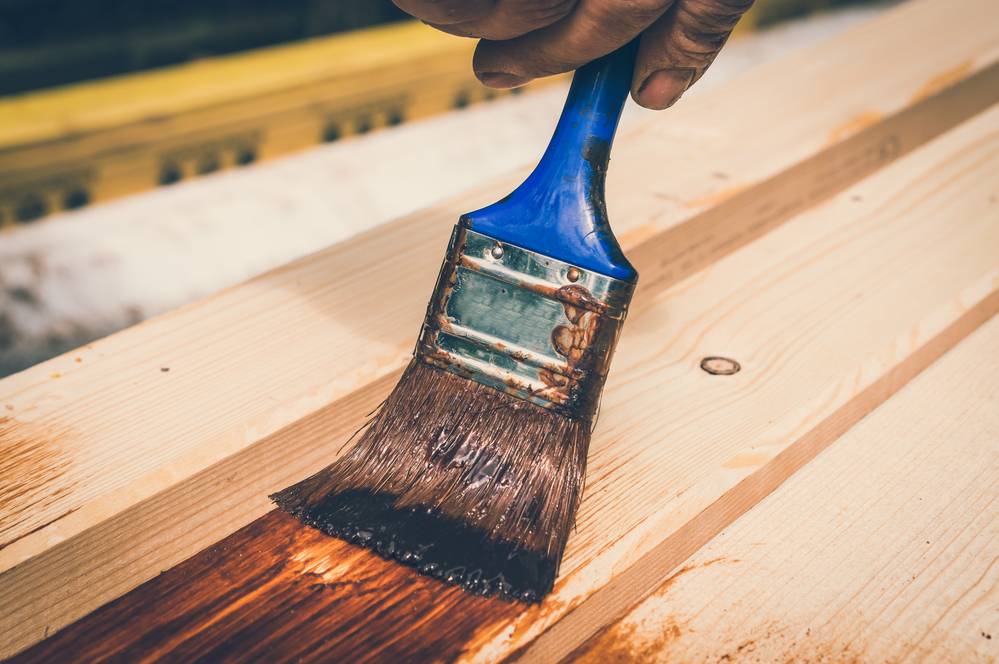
[587,0,672,38]
[636,0,752,93]
[521,0,577,25]
[665,0,752,60]
[679,0,754,30]
[666,32,721,71]
[661,42,716,85]
[394,0,493,24]
[477,0,576,40]
[617,0,675,24]
[680,23,731,51]
[524,55,575,78]
[525,45,582,77]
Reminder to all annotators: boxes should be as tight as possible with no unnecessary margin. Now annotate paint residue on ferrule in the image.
[416,223,635,421]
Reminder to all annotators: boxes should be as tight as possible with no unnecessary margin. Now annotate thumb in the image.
[632,0,754,110]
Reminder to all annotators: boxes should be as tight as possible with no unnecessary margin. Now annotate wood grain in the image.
[9,510,524,663]
[4,2,999,653]
[572,316,999,663]
[1,8,996,635]
[9,93,999,661]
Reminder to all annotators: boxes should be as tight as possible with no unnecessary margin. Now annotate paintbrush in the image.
[272,43,639,603]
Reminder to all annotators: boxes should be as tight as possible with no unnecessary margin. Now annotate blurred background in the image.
[1,1,407,95]
[0,0,891,377]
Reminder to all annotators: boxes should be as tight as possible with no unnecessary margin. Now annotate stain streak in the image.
[10,510,521,663]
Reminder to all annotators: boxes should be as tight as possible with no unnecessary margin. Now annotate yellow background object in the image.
[0,21,554,228]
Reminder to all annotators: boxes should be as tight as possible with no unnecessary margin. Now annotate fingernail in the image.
[637,68,695,110]
[478,72,527,89]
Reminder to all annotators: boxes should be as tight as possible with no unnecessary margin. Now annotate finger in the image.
[632,0,754,109]
[392,0,495,26]
[473,0,675,88]
[430,0,578,41]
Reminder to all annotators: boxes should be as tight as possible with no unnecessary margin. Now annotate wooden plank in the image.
[571,315,999,663]
[2,0,998,655]
[9,82,999,661]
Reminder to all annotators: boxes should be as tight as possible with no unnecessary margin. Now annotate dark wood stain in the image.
[9,510,521,663]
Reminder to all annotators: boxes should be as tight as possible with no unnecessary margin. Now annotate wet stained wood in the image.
[10,510,521,663]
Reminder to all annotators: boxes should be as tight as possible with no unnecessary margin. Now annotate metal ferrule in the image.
[416,224,636,420]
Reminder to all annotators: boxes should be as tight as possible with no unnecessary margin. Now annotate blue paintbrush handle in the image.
[463,42,638,282]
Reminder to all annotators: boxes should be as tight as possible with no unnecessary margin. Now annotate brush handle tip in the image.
[463,43,639,282]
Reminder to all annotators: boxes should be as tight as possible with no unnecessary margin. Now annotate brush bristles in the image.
[271,359,590,602]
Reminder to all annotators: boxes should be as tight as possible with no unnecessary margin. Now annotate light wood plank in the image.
[9,75,999,662]
[487,99,999,664]
[573,312,999,664]
[2,0,999,656]
[2,0,998,654]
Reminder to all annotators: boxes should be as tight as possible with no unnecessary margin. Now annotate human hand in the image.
[394,0,754,109]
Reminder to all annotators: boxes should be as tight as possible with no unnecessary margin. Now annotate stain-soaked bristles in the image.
[271,359,591,602]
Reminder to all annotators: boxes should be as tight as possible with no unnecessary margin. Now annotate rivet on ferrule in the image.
[416,224,636,420]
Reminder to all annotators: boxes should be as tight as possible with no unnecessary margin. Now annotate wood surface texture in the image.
[1,12,997,656]
[8,72,999,662]
[573,315,999,664]
[2,0,999,656]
